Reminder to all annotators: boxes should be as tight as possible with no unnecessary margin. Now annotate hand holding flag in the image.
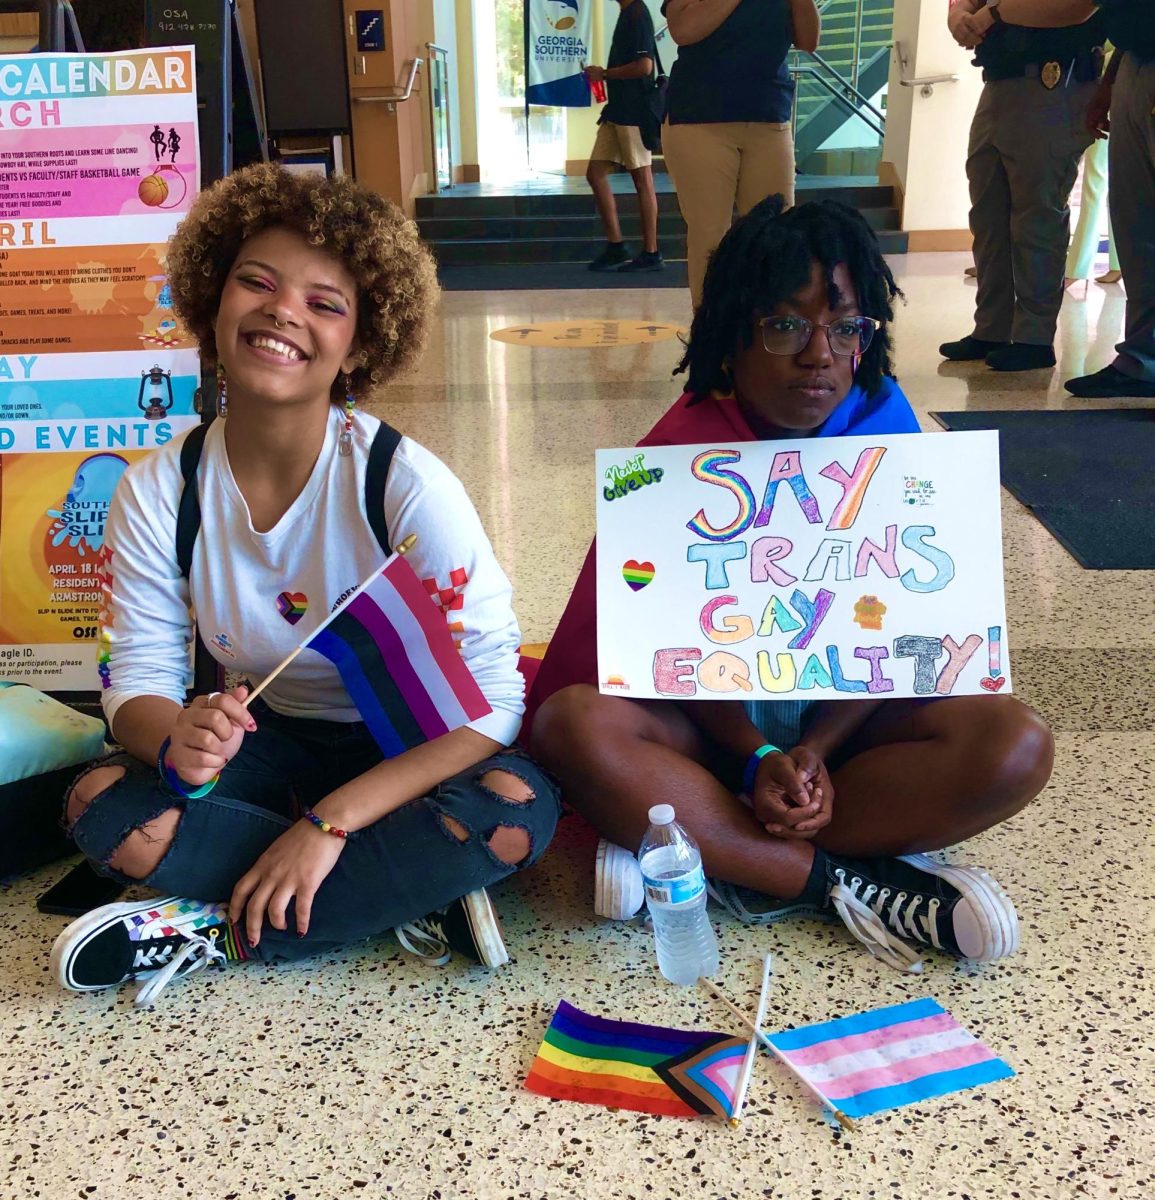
[245,535,491,756]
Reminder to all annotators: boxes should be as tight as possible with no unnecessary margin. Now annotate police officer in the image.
[941,0,1107,372]
[1065,0,1155,398]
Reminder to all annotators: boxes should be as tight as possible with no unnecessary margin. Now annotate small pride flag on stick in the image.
[763,998,1014,1120]
[245,536,491,756]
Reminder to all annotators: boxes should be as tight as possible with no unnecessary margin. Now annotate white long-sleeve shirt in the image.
[98,407,524,747]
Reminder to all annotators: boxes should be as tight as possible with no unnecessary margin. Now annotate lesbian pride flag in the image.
[524,1000,749,1120]
[303,553,490,757]
[765,998,1013,1119]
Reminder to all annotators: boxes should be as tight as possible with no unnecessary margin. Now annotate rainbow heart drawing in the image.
[622,560,655,591]
[276,591,308,625]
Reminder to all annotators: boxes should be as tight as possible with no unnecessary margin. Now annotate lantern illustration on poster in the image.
[138,365,174,420]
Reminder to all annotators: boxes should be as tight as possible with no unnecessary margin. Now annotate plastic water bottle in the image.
[638,804,720,986]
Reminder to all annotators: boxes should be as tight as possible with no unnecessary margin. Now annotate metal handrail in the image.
[792,64,885,139]
[353,57,423,109]
[893,40,958,96]
[796,52,886,125]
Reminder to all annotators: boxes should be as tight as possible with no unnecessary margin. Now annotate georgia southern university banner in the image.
[526,0,592,106]
[0,47,201,690]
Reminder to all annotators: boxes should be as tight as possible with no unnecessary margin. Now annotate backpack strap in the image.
[175,419,402,576]
[364,420,402,558]
[176,422,210,580]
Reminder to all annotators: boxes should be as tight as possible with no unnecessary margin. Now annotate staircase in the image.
[417,2,904,285]
[791,0,894,165]
[416,176,906,279]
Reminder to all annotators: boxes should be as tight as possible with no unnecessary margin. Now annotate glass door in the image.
[427,43,453,192]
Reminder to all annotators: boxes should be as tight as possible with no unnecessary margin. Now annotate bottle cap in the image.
[648,804,675,825]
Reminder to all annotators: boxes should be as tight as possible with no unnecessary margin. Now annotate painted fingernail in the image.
[296,931,306,939]
[247,722,257,732]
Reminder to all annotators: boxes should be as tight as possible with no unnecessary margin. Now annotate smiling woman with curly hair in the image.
[166,162,437,399]
[49,165,560,1005]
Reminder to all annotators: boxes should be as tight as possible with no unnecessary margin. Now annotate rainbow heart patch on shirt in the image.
[276,591,308,624]
[622,560,655,591]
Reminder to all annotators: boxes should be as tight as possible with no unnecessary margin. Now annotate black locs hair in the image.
[676,195,903,400]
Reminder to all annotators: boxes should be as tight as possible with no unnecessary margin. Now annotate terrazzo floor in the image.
[4,254,1153,1200]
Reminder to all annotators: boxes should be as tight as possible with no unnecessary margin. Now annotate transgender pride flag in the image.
[765,999,1014,1119]
[303,552,491,757]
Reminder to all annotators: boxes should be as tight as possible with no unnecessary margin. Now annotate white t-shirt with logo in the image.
[99,408,524,748]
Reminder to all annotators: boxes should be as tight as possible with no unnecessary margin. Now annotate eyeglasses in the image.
[757,314,881,357]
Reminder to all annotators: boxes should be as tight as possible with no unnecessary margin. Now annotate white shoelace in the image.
[829,881,925,973]
[134,931,227,1006]
[394,922,451,966]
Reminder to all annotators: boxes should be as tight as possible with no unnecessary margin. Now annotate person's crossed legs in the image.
[532,686,1053,966]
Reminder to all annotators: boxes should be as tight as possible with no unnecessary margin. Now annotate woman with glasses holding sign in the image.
[530,196,1054,972]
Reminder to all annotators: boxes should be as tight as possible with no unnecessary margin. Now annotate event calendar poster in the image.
[0,48,201,689]
[595,431,1013,701]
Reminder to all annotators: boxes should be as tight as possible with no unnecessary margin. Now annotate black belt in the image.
[982,51,1102,86]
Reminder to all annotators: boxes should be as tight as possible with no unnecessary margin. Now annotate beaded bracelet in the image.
[157,736,221,799]
[742,743,783,796]
[303,809,354,840]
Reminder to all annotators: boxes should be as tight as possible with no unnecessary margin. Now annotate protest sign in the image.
[595,432,1011,702]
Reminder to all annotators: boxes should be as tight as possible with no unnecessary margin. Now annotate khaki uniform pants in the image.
[967,74,1096,345]
[661,119,796,307]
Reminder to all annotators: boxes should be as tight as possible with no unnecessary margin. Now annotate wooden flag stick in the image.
[242,534,418,708]
[699,977,858,1133]
[728,953,773,1128]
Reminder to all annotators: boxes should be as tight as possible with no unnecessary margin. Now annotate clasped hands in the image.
[749,745,834,841]
[949,5,994,51]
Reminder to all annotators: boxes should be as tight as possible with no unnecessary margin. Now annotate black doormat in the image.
[931,408,1155,570]
[437,260,688,291]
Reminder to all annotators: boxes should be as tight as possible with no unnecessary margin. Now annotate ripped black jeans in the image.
[67,701,560,962]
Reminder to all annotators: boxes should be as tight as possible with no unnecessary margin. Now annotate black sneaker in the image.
[51,896,244,1005]
[395,888,509,968]
[587,243,631,272]
[939,335,1010,361]
[618,250,664,273]
[985,343,1056,372]
[1064,364,1155,398]
[819,853,1019,970]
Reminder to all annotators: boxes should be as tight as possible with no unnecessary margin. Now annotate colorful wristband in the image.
[303,809,354,840]
[157,736,221,799]
[742,743,782,796]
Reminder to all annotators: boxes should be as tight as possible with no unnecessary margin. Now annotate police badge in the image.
[1041,61,1062,90]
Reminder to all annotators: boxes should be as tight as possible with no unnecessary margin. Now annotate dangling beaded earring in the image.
[215,369,228,419]
[338,373,355,457]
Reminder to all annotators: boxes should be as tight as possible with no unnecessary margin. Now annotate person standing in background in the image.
[584,0,663,274]
[1065,0,1155,399]
[660,0,821,308]
[940,0,1106,373]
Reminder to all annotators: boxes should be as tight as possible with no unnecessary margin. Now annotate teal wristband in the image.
[157,736,221,799]
[742,743,782,795]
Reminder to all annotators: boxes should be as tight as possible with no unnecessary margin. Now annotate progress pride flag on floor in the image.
[765,998,1014,1119]
[303,553,490,758]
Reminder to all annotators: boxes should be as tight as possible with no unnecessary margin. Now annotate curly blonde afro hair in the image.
[165,162,438,400]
